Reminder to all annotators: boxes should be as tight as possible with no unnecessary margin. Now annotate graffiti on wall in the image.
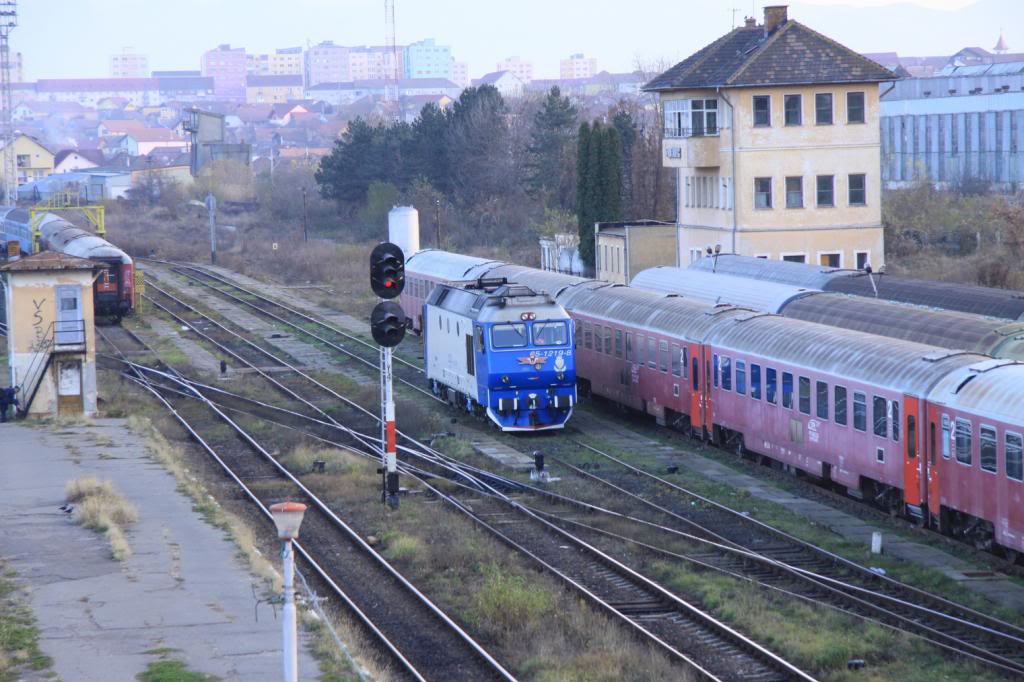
[29,297,51,353]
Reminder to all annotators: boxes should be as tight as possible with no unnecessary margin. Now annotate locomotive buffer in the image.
[370,242,407,509]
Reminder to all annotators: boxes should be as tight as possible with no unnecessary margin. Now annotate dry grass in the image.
[65,476,138,561]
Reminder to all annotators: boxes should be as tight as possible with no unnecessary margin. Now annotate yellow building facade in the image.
[245,75,304,104]
[648,6,894,270]
[2,134,55,189]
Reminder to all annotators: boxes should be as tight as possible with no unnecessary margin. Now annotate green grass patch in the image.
[0,561,53,681]
[136,659,219,682]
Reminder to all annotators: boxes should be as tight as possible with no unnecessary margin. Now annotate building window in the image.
[782,254,806,263]
[753,95,770,126]
[815,93,833,125]
[754,177,772,209]
[819,252,841,268]
[816,175,834,207]
[856,251,870,270]
[785,176,803,208]
[847,91,865,124]
[849,173,866,206]
[784,94,801,125]
[691,99,718,136]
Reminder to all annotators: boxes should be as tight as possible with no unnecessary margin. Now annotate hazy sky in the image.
[15,0,1024,81]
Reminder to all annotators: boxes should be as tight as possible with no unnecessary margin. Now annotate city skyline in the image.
[15,0,1023,82]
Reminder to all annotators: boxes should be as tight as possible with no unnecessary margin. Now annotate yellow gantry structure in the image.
[30,189,105,253]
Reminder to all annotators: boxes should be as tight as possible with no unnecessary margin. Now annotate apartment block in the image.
[645,6,894,269]
[201,44,247,101]
[405,39,451,80]
[348,45,404,81]
[496,56,533,84]
[304,41,351,86]
[560,53,597,80]
[110,50,149,78]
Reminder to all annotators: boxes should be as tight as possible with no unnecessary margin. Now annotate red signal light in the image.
[385,281,393,287]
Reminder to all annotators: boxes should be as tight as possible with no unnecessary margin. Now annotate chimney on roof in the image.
[764,5,788,34]
[744,16,757,28]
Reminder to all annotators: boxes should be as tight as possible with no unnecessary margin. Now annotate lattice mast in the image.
[0,2,16,205]
[384,0,398,106]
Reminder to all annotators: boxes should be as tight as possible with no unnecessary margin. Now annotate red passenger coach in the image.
[402,250,503,333]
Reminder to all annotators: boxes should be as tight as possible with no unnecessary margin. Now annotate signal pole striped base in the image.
[380,346,399,508]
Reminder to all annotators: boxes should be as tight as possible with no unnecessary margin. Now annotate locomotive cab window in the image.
[491,323,527,348]
[1007,433,1023,481]
[955,418,972,465]
[735,360,746,395]
[980,426,997,473]
[534,321,568,347]
[476,326,485,351]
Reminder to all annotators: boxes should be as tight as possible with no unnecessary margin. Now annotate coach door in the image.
[688,342,701,433]
[925,402,944,526]
[903,395,924,508]
[700,345,714,434]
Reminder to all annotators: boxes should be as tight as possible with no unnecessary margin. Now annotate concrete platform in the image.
[471,437,536,472]
[572,411,1024,612]
[0,419,322,681]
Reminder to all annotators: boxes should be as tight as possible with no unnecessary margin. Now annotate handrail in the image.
[16,318,87,417]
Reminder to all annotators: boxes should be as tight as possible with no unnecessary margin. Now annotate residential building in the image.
[400,93,453,123]
[12,101,89,122]
[35,78,160,107]
[473,71,523,99]
[270,47,304,76]
[99,121,187,156]
[53,149,105,173]
[110,49,149,78]
[496,56,533,84]
[157,75,216,102]
[645,6,894,269]
[0,134,54,189]
[348,45,404,81]
[879,60,1024,190]
[451,61,470,88]
[247,53,270,75]
[405,39,451,80]
[594,221,676,284]
[560,53,597,80]
[304,41,351,87]
[201,45,247,101]
[539,233,585,275]
[151,70,201,78]
[10,51,22,83]
[246,74,304,104]
[305,78,461,107]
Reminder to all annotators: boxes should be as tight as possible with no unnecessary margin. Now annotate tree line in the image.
[316,84,674,267]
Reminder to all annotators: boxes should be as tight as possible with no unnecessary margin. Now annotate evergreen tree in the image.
[597,124,623,224]
[611,109,636,217]
[524,86,579,208]
[315,117,381,203]
[406,103,452,193]
[576,121,595,267]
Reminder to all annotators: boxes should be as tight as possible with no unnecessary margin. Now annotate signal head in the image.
[370,301,407,347]
[370,242,405,299]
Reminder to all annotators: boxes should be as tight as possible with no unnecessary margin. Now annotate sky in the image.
[13,0,1024,81]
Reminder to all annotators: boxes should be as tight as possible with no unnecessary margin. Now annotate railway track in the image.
[131,260,1024,676]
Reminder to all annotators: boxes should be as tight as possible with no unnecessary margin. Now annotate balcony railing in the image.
[55,319,87,348]
[664,126,719,140]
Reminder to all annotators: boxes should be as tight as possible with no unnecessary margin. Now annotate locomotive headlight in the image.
[502,375,509,383]
[557,372,564,380]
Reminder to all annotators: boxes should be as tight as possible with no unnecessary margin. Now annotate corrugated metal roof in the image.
[928,361,1024,426]
[706,313,987,395]
[405,249,504,282]
[631,266,815,312]
[487,264,593,299]
[824,274,1024,320]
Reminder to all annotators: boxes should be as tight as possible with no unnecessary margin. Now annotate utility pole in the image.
[0,2,17,205]
[301,187,309,243]
[434,197,441,249]
[205,192,217,264]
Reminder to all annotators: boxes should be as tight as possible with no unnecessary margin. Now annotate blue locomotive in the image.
[424,278,576,431]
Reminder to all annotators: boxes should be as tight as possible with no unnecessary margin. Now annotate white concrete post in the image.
[282,539,298,682]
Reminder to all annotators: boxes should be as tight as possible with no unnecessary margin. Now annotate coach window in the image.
[604,327,613,354]
[636,335,645,365]
[941,415,951,459]
[782,372,794,409]
[834,386,847,425]
[816,381,828,419]
[648,337,657,368]
[736,360,747,395]
[853,392,867,431]
[766,368,778,404]
[798,376,810,414]
[583,322,592,350]
[692,357,699,391]
[592,324,601,350]
[1006,433,1023,481]
[671,344,682,376]
[682,347,689,379]
[955,418,972,465]
[750,363,762,400]
[659,341,669,372]
[721,357,732,390]
[713,354,720,387]
[980,426,997,473]
[891,401,900,442]
[908,415,917,458]
[491,323,527,348]
[873,396,887,437]
[614,329,623,358]
[626,333,634,362]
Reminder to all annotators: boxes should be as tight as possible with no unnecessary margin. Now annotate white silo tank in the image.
[388,206,420,258]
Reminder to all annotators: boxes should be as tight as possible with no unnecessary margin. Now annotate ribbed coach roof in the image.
[405,249,504,282]
[689,254,846,288]
[927,360,1024,426]
[631,266,816,313]
[487,264,593,298]
[39,215,132,263]
[706,314,987,394]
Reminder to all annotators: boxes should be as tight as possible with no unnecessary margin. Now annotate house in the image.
[594,221,676,284]
[245,74,304,104]
[53,149,106,173]
[35,78,161,108]
[16,170,132,203]
[98,121,187,155]
[472,71,524,99]
[644,6,894,269]
[400,94,452,122]
[305,78,461,107]
[0,134,55,191]
[12,101,89,122]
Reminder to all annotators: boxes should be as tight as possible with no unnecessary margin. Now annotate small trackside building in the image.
[644,5,895,270]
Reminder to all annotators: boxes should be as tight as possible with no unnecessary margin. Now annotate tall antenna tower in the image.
[0,1,16,205]
[384,0,398,107]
